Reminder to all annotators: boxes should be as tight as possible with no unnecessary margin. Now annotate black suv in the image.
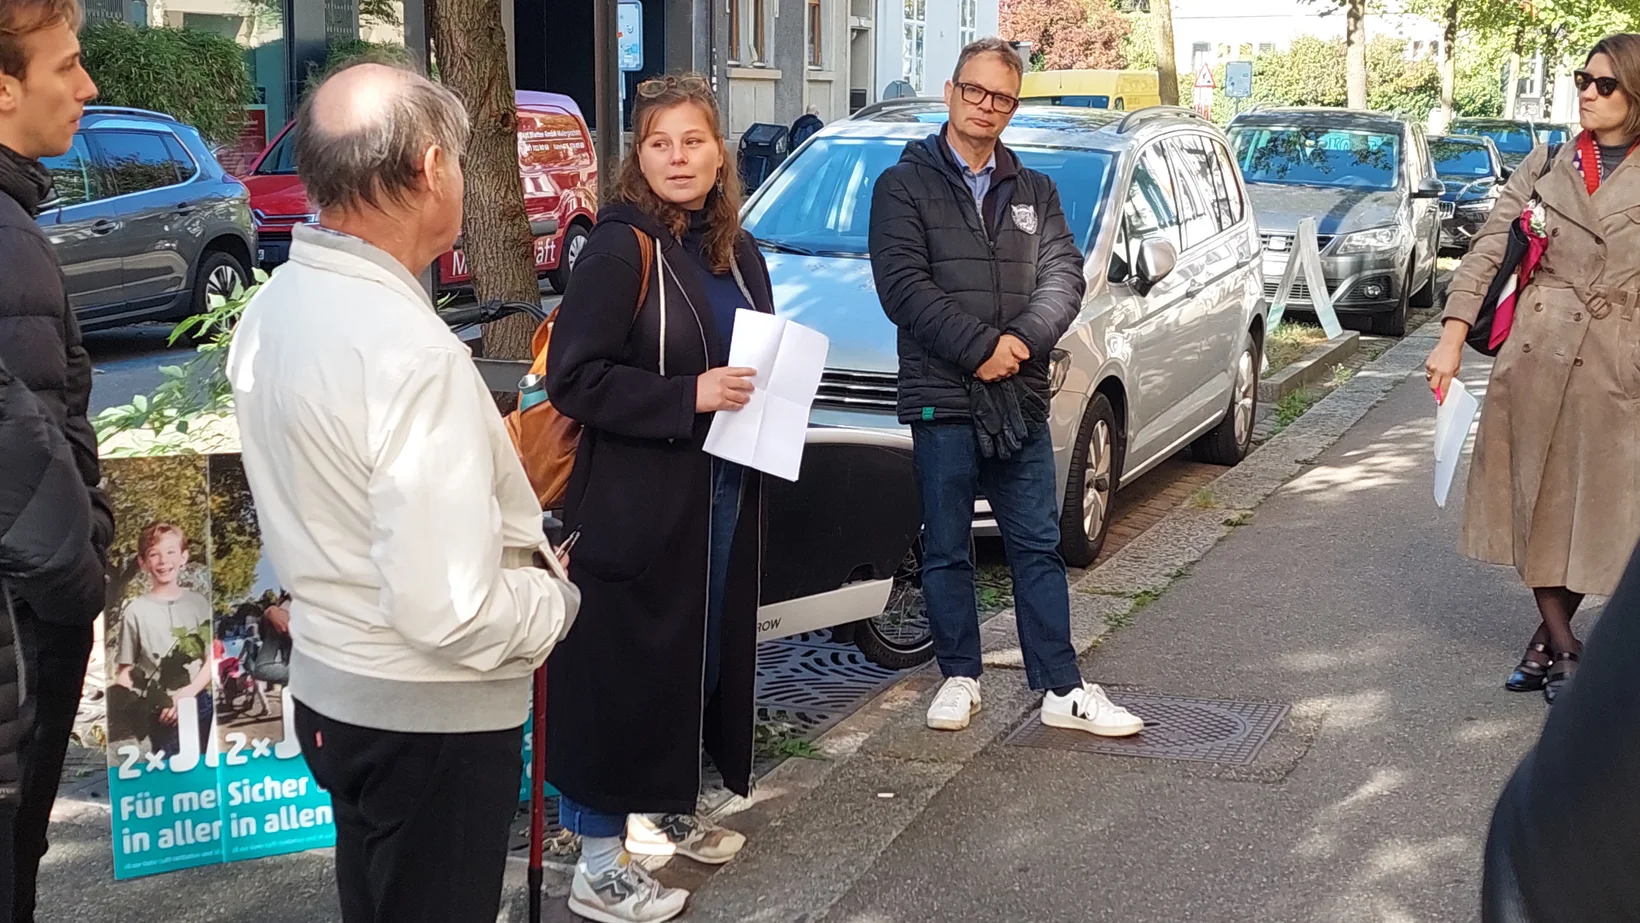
[34,106,256,331]
[1227,107,1445,336]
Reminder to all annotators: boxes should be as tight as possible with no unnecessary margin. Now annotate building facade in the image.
[873,0,998,99]
[1170,0,1441,74]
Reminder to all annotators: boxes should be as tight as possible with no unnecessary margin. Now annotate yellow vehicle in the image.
[1018,69,1162,112]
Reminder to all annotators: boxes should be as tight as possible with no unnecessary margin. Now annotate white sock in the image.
[581,835,625,876]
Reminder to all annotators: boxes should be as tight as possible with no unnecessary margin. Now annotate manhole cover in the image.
[1005,691,1289,765]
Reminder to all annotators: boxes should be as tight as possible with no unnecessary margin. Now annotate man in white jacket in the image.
[226,61,579,923]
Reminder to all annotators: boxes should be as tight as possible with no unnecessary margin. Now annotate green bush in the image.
[80,22,253,146]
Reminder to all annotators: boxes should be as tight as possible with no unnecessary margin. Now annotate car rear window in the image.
[1430,140,1494,177]
[742,135,1113,257]
[1230,126,1401,190]
[1021,95,1111,109]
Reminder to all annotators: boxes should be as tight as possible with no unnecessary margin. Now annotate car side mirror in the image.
[1499,164,1515,180]
[1134,237,1177,295]
[1414,177,1445,198]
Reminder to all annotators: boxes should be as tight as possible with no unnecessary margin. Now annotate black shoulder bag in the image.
[1466,143,1560,356]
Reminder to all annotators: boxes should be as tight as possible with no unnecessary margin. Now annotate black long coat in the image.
[544,203,772,815]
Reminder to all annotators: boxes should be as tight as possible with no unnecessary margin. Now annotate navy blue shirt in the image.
[681,209,749,366]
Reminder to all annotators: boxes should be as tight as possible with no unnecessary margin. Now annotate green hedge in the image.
[80,22,253,146]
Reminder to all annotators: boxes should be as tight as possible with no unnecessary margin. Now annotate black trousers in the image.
[295,702,522,923]
[14,612,92,923]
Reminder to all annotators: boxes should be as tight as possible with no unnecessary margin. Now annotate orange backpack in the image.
[505,227,654,509]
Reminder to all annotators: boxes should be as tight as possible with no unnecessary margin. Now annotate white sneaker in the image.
[626,812,746,865]
[1041,682,1143,737]
[926,676,982,731]
[568,855,689,923]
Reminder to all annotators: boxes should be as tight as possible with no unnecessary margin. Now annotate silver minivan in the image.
[747,103,1267,665]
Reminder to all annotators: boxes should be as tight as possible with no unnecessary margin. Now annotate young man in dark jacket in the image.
[0,2,109,918]
[0,356,106,917]
[869,37,1142,738]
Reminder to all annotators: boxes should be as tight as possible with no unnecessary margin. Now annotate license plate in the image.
[257,247,265,262]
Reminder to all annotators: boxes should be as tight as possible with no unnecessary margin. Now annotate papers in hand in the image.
[703,310,830,481]
[1434,378,1480,508]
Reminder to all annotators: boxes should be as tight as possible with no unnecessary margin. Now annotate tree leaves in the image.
[79,23,255,146]
[1001,0,1132,71]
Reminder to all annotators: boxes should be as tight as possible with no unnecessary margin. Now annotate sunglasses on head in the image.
[954,82,1020,114]
[638,74,710,98]
[1575,70,1623,97]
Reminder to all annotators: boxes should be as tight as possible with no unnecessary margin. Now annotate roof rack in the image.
[1115,105,1207,134]
[84,105,179,122]
[849,97,943,120]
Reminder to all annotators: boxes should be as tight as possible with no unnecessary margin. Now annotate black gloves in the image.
[969,378,1048,460]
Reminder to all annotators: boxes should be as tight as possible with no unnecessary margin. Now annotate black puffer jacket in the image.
[0,145,112,584]
[868,129,1085,423]
[0,356,106,804]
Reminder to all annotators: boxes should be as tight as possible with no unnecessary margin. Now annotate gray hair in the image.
[951,37,1025,86]
[294,60,471,213]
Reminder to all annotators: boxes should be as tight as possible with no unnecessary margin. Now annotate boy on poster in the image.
[114,523,213,758]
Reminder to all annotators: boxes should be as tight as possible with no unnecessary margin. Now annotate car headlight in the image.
[1049,348,1070,395]
[1335,226,1404,254]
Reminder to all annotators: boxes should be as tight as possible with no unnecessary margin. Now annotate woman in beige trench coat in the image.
[1428,34,1640,704]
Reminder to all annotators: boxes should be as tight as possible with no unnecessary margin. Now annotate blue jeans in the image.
[911,421,1081,692]
[559,459,743,839]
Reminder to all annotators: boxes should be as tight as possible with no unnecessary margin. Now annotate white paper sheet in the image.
[1434,378,1480,508]
[703,310,830,481]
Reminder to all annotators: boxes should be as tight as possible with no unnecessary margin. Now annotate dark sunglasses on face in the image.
[1575,70,1623,97]
[955,82,1020,114]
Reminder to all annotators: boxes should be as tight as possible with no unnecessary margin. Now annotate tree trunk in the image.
[1541,29,1562,122]
[1345,0,1367,110]
[1154,0,1179,106]
[1437,0,1457,131]
[429,0,539,361]
[1505,25,1522,121]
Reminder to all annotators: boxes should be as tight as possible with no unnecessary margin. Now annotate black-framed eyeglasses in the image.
[1575,70,1623,97]
[638,74,710,98]
[954,82,1020,114]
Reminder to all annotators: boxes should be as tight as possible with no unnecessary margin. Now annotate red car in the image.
[238,90,598,294]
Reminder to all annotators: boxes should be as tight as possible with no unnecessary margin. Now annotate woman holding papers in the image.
[543,72,775,923]
[1427,34,1640,705]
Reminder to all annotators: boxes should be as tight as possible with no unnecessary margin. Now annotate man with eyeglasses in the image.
[869,37,1144,738]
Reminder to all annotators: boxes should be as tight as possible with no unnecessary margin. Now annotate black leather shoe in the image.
[1544,651,1580,705]
[1505,642,1551,692]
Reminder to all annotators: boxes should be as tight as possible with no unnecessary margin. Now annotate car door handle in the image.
[1185,282,1207,298]
[90,219,117,235]
[172,202,198,216]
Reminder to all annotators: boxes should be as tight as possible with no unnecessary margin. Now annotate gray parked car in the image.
[744,101,1267,594]
[34,106,255,331]
[1227,108,1444,337]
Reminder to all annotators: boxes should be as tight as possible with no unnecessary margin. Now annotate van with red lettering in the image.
[239,90,597,294]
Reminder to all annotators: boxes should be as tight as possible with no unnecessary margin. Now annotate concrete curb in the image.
[1258,331,1361,402]
[684,316,1444,923]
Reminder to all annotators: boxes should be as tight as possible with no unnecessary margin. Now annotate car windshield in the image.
[254,128,297,175]
[742,135,1114,256]
[1456,124,1536,155]
[1231,126,1401,190]
[1430,140,1494,178]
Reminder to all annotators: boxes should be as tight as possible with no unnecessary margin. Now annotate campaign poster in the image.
[101,454,334,880]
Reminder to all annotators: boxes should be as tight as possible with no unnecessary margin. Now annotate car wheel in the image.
[1371,268,1412,337]
[1193,335,1260,466]
[180,251,249,343]
[853,538,938,671]
[1058,392,1120,569]
[547,223,590,294]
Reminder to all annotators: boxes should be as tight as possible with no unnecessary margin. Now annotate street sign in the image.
[1194,62,1216,90]
[617,0,642,72]
[1226,61,1253,99]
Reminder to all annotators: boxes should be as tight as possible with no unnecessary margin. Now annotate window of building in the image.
[732,0,770,65]
[1192,42,1211,70]
[808,0,824,67]
[960,0,977,46]
[1238,43,1253,58]
[903,0,927,92]
[1257,42,1275,55]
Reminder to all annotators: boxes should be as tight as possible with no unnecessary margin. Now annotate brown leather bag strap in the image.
[633,226,653,317]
